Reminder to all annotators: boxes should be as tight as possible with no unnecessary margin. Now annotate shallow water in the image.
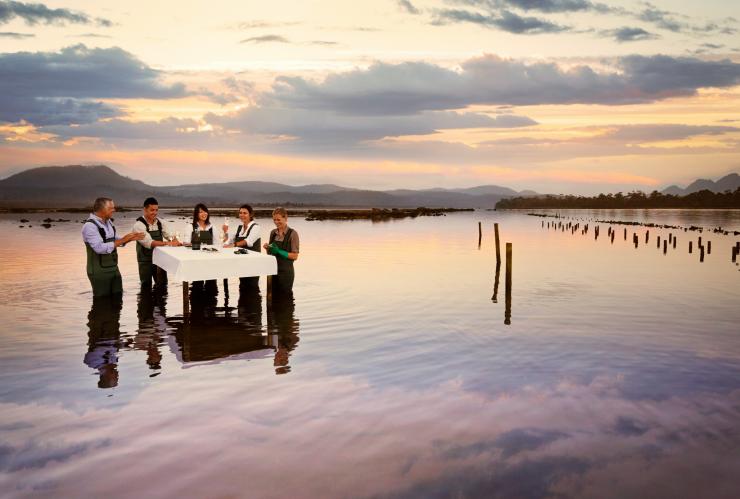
[1,209,739,498]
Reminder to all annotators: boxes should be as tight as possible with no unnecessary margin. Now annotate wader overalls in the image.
[84,218,122,297]
[235,222,262,289]
[136,217,167,287]
[270,228,295,293]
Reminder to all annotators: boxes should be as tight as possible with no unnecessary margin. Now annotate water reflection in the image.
[84,295,123,389]
[165,285,300,371]
[267,292,300,374]
[135,290,167,373]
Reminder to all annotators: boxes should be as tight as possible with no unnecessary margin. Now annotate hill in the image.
[661,173,740,196]
[0,165,530,209]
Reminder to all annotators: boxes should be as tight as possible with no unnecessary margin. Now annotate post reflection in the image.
[84,295,123,389]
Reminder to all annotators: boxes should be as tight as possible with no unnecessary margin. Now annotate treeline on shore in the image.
[495,188,740,209]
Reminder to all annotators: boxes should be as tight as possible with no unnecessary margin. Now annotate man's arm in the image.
[132,220,153,249]
[83,223,115,254]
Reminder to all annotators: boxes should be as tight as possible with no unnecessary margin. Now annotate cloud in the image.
[0,0,112,27]
[603,26,659,42]
[460,0,611,14]
[433,8,569,33]
[598,124,740,143]
[231,20,300,30]
[398,0,421,15]
[68,32,112,39]
[247,55,740,117]
[239,34,290,44]
[0,44,188,125]
[206,107,536,144]
[40,117,203,141]
[635,2,736,36]
[238,34,337,46]
[0,30,32,38]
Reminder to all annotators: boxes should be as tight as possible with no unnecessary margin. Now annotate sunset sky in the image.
[1,0,739,193]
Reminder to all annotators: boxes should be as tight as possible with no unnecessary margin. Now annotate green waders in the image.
[235,223,261,289]
[270,228,295,294]
[136,217,168,287]
[85,219,122,297]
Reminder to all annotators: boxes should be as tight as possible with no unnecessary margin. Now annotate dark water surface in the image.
[1,209,739,498]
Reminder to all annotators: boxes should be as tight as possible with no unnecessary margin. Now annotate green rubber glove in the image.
[268,243,290,259]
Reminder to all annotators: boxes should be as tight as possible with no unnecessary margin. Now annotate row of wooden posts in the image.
[540,219,740,264]
[480,221,512,325]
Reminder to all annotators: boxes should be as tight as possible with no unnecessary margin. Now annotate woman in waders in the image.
[263,207,299,294]
[224,204,261,290]
[191,203,217,294]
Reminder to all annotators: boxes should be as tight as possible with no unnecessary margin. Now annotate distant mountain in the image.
[0,165,533,209]
[661,173,740,196]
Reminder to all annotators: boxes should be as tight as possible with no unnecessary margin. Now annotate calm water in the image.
[1,209,740,498]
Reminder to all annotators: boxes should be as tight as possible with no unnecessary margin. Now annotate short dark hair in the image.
[239,204,254,219]
[143,197,159,207]
[93,197,112,212]
[193,203,210,225]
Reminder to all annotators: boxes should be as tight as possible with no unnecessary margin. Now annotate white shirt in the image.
[132,217,174,249]
[227,221,261,246]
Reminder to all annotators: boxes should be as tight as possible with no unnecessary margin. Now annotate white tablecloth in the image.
[153,246,277,282]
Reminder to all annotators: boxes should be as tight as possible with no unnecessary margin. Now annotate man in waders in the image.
[82,197,144,297]
[132,197,180,288]
[263,207,299,294]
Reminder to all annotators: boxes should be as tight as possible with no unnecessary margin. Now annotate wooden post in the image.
[707,241,711,254]
[494,223,501,265]
[689,241,693,253]
[657,236,661,248]
[700,245,705,262]
[478,221,482,246]
[673,237,676,249]
[505,243,512,325]
[733,246,738,263]
[624,228,627,240]
[645,230,649,243]
[669,233,672,244]
[663,240,667,254]
[633,233,638,248]
[182,281,189,315]
[491,261,501,303]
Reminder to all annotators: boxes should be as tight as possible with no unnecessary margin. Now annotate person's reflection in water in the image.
[267,291,300,375]
[84,295,123,388]
[237,284,262,328]
[135,288,168,373]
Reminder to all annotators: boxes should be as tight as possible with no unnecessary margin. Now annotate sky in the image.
[0,0,739,194]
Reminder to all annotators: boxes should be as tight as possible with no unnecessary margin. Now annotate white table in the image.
[153,246,277,311]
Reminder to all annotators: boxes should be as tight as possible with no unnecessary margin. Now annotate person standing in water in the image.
[132,197,180,288]
[224,204,262,290]
[191,203,217,294]
[82,197,144,297]
[263,207,299,294]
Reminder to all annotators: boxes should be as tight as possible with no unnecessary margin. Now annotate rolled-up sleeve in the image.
[82,223,115,254]
[133,220,152,249]
[290,231,299,253]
